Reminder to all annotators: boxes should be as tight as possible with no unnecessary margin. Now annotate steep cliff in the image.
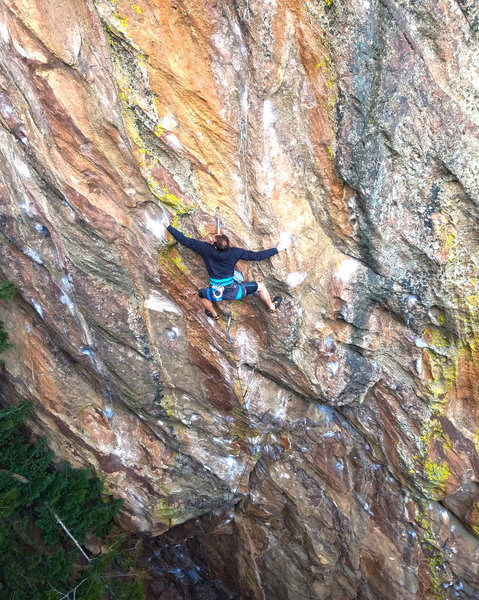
[1,0,479,597]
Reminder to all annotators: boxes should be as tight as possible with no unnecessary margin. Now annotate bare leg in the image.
[257,282,275,310]
[201,297,218,317]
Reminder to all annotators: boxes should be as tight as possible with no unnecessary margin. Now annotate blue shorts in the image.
[198,281,258,302]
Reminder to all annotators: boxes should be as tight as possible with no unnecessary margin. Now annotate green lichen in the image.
[154,498,181,527]
[424,328,449,349]
[396,440,418,475]
[413,192,479,495]
[158,245,188,275]
[98,4,196,222]
[423,460,451,497]
[315,54,338,126]
[414,409,453,500]
[158,187,190,214]
[475,430,479,454]
[418,421,451,456]
[428,553,447,599]
[157,395,176,418]
[473,503,479,537]
[415,506,434,545]
[167,251,188,273]
[415,505,447,599]
[229,405,259,442]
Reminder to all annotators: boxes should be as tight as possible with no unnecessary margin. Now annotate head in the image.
[213,234,230,252]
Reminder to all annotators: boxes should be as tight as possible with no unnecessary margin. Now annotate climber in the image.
[163,216,286,320]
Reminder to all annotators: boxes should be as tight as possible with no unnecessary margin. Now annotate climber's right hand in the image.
[277,231,292,252]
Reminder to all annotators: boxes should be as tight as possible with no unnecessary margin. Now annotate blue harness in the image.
[207,276,243,302]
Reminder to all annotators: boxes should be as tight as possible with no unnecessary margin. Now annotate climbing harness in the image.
[206,276,245,303]
[212,285,224,301]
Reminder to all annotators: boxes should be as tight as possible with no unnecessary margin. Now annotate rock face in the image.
[1,0,479,597]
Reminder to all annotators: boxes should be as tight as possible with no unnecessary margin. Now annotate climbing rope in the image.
[439,539,448,574]
[236,2,250,207]
[224,301,244,398]
[223,299,259,505]
[239,119,247,156]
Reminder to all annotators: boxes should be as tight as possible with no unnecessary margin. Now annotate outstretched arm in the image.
[238,247,278,261]
[167,225,212,256]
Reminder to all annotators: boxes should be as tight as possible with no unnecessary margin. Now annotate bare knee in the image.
[257,282,265,292]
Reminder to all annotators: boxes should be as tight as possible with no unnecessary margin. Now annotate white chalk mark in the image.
[145,291,182,315]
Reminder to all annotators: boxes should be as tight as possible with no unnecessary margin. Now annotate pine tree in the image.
[0,404,146,600]
[0,283,145,599]
[0,281,16,360]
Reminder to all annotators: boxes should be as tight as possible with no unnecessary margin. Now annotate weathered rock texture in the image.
[1,0,479,597]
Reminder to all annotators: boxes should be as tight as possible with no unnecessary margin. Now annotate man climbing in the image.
[163,217,285,320]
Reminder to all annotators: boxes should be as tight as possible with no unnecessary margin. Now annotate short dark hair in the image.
[214,234,230,251]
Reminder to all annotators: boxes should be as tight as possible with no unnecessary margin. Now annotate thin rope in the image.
[439,539,448,574]
[239,119,247,156]
[224,301,245,398]
[237,8,250,206]
[223,300,259,506]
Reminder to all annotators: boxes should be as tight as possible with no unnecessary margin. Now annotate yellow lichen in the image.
[415,504,447,598]
[105,25,195,220]
[154,498,181,526]
[159,246,188,275]
[315,55,338,123]
[424,460,451,497]
[474,503,479,537]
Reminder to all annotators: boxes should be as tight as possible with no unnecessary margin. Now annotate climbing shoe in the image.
[269,296,282,313]
[205,308,219,320]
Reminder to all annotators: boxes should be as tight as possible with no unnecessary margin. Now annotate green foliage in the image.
[0,281,16,360]
[0,402,145,599]
[0,284,145,600]
[0,281,17,301]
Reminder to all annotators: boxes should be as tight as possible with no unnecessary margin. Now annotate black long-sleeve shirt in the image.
[167,225,278,282]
